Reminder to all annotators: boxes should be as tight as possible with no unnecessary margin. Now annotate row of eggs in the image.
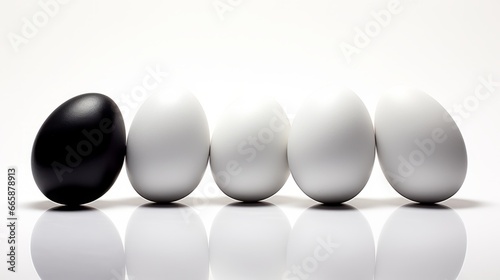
[31,87,468,206]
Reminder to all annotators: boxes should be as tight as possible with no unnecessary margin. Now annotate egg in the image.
[375,87,468,203]
[210,96,290,202]
[287,88,375,204]
[375,205,466,280]
[126,89,210,203]
[31,93,126,205]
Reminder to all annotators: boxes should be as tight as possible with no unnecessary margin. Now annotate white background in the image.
[1,0,500,279]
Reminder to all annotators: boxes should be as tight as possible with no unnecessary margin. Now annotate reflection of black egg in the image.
[31,93,126,205]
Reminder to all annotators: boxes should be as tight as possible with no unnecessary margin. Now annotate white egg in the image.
[375,87,467,203]
[126,89,210,203]
[287,88,375,204]
[210,96,290,202]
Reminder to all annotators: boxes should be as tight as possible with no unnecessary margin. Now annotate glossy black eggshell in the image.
[31,93,126,205]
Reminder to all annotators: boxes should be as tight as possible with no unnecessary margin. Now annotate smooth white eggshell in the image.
[375,87,467,203]
[287,88,375,203]
[126,90,210,203]
[210,96,290,202]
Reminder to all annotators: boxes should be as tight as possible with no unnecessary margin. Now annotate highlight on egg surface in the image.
[31,93,126,205]
[210,96,291,202]
[287,88,375,204]
[126,89,210,203]
[375,87,468,203]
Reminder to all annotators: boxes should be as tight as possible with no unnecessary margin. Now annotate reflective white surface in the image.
[31,207,125,280]
[210,202,290,280]
[375,204,467,280]
[16,198,487,280]
[125,203,209,280]
[286,205,375,280]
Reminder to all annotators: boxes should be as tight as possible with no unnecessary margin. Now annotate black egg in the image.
[31,93,126,205]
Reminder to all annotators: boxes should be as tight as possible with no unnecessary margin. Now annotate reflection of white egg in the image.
[31,207,125,280]
[125,204,209,280]
[375,205,467,280]
[210,203,290,280]
[288,89,375,203]
[210,97,291,202]
[286,205,375,280]
[126,90,210,203]
[375,87,467,203]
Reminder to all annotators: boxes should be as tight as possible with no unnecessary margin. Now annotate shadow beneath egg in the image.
[224,201,276,208]
[348,197,412,209]
[24,196,149,211]
[88,196,149,208]
[308,203,360,211]
[23,200,61,211]
[264,194,317,208]
[438,198,488,209]
[138,202,187,209]
[177,193,317,209]
[23,202,95,212]
[178,194,235,206]
[47,205,95,212]
[25,193,486,211]
[349,197,487,210]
